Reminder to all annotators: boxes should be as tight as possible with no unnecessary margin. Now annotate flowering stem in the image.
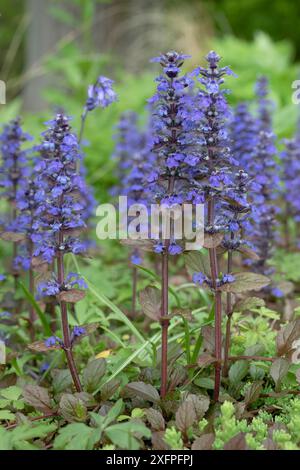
[132,266,137,316]
[223,234,234,377]
[160,174,175,398]
[57,230,82,392]
[78,110,87,145]
[208,198,222,401]
[160,248,169,398]
[28,239,36,341]
[12,175,19,291]
[12,239,19,291]
[284,201,291,250]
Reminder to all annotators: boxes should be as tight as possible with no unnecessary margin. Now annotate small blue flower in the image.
[130,252,142,265]
[65,273,87,290]
[222,274,235,284]
[73,326,86,337]
[86,76,117,111]
[271,287,284,298]
[40,362,50,373]
[154,242,164,254]
[168,242,182,255]
[193,272,208,285]
[44,336,62,348]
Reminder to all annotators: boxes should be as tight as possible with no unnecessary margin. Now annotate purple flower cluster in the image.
[193,271,235,288]
[230,102,258,172]
[33,114,86,263]
[112,112,141,175]
[245,77,280,280]
[112,111,156,264]
[148,52,201,191]
[113,112,149,203]
[12,162,44,271]
[190,52,252,285]
[37,272,88,299]
[281,120,300,227]
[85,76,117,112]
[44,335,63,348]
[192,51,237,204]
[0,118,32,231]
[147,51,201,254]
[33,114,87,297]
[44,325,86,349]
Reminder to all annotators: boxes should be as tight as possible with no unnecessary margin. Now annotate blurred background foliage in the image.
[0,0,299,201]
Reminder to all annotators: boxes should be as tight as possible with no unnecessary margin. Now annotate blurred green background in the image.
[0,0,300,201]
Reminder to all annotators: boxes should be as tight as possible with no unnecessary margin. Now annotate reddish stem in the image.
[223,238,233,377]
[208,199,222,401]
[160,249,169,398]
[57,230,82,392]
[159,173,175,398]
[27,238,36,341]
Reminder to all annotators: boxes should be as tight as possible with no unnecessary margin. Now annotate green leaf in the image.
[105,421,151,450]
[194,377,215,390]
[22,385,52,413]
[0,386,22,401]
[59,394,88,423]
[229,361,249,386]
[253,306,280,320]
[123,382,160,403]
[219,272,270,293]
[0,410,15,421]
[103,399,124,426]
[83,358,106,393]
[234,297,265,312]
[95,341,152,394]
[52,369,73,394]
[13,422,57,441]
[54,423,99,450]
[0,427,13,449]
[0,399,10,409]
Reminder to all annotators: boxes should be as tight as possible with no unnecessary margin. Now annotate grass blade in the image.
[18,280,52,336]
[71,255,146,345]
